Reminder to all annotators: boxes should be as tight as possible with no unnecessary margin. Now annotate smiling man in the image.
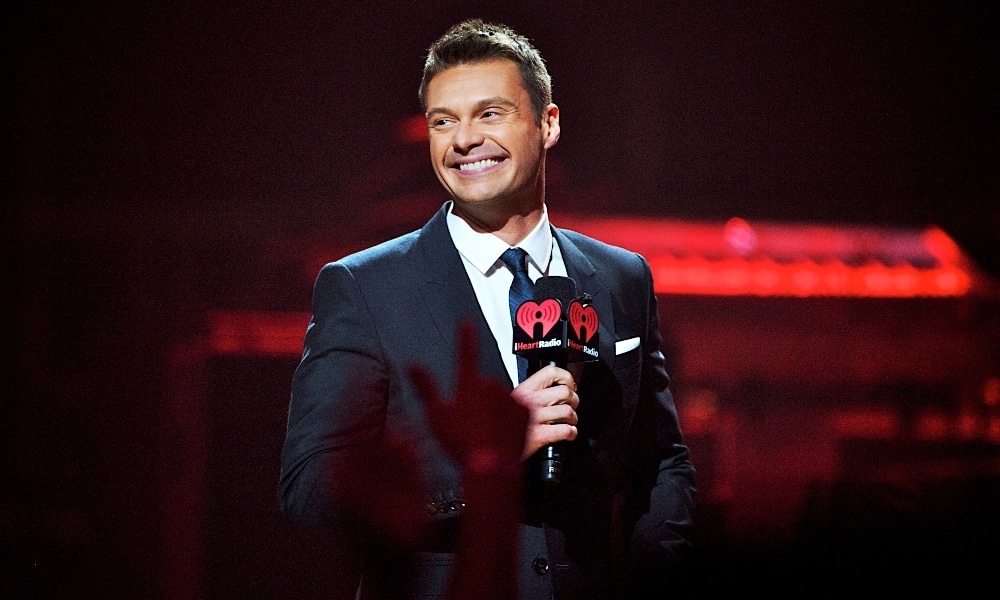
[280,19,696,600]
[424,57,559,242]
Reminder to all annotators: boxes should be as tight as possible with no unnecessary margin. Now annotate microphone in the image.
[512,276,600,484]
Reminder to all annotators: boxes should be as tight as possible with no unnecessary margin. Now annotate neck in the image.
[451,202,544,247]
[450,163,548,245]
[452,168,548,245]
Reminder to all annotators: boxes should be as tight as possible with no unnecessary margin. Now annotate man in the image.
[279,19,695,599]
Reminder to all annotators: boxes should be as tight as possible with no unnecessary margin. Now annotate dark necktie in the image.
[499,247,533,383]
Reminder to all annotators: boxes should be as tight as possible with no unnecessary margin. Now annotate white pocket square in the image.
[615,337,640,355]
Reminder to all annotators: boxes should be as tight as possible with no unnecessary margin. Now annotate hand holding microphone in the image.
[511,276,600,483]
[510,365,579,461]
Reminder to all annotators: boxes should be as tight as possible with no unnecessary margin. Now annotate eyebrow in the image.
[426,96,519,119]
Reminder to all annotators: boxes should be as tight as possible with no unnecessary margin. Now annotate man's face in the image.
[424,59,559,212]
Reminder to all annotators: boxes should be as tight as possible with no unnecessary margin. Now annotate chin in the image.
[451,189,505,206]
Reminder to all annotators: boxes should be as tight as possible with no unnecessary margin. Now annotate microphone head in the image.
[533,276,578,306]
[513,276,577,362]
[513,275,597,364]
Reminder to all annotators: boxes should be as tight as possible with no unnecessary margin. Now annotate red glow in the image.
[832,410,900,439]
[554,215,978,298]
[208,311,310,356]
[922,226,962,263]
[722,217,758,255]
[644,255,970,297]
[914,412,951,440]
[984,378,1000,407]
[988,418,1000,443]
[398,114,429,143]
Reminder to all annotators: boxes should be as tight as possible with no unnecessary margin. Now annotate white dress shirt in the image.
[446,202,568,385]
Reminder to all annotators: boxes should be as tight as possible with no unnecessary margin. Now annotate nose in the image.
[451,119,484,154]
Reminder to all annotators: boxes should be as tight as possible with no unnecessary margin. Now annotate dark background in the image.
[8,2,997,231]
[4,1,998,597]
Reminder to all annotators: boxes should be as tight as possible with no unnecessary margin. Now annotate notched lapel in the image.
[554,229,633,461]
[417,207,511,392]
[555,229,618,372]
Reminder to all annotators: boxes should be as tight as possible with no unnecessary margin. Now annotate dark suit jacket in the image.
[279,203,695,599]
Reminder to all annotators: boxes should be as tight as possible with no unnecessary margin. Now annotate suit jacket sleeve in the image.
[625,255,696,577]
[278,261,390,527]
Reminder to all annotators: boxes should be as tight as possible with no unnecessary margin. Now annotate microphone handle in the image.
[540,358,563,484]
[541,444,562,484]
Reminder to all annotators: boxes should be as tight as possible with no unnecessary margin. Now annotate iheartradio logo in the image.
[568,301,598,343]
[515,299,561,337]
[512,294,600,363]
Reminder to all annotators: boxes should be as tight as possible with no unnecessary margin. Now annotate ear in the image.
[541,103,560,149]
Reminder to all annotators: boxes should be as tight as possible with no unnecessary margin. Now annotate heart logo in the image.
[568,302,599,343]
[515,299,562,337]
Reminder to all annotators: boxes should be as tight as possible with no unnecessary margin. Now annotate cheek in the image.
[512,130,543,156]
[428,138,448,165]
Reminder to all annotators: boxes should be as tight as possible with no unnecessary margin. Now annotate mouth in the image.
[454,158,503,173]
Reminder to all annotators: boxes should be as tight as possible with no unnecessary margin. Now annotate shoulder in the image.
[335,230,421,273]
[308,231,424,307]
[305,231,428,329]
[319,203,450,279]
[556,227,651,279]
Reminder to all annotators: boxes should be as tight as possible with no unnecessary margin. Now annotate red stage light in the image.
[398,114,429,143]
[208,311,310,356]
[554,215,978,298]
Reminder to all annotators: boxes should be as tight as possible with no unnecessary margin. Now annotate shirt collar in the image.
[446,202,554,276]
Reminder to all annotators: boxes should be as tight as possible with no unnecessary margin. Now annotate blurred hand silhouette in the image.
[410,321,529,600]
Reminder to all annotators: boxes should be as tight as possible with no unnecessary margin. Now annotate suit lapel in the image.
[554,228,617,370]
[415,205,512,391]
[408,212,616,393]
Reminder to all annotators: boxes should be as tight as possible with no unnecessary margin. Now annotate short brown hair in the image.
[419,19,552,123]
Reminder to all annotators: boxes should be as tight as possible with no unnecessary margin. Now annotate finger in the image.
[512,388,578,414]
[549,385,580,409]
[518,365,566,389]
[534,404,578,426]
[533,364,577,392]
[524,424,579,456]
[526,384,580,410]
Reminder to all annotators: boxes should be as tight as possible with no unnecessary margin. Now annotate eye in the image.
[429,117,454,129]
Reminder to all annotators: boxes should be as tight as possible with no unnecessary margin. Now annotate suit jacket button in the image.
[531,558,549,576]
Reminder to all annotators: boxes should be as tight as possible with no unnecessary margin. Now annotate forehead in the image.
[425,59,529,109]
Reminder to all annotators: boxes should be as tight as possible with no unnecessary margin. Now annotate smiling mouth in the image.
[457,158,501,172]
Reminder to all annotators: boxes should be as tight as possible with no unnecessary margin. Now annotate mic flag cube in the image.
[513,296,599,364]
[567,299,599,360]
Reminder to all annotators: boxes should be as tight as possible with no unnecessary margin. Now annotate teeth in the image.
[458,159,499,171]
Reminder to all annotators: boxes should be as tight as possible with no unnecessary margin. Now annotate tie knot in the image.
[500,247,529,276]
